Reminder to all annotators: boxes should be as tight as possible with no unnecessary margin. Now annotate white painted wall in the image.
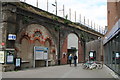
[68,33,78,49]
[67,33,78,63]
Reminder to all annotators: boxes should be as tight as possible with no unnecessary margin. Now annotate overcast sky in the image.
[21,0,107,30]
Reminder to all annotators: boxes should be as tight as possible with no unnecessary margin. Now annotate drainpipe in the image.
[58,27,60,65]
[84,40,86,62]
[0,1,3,51]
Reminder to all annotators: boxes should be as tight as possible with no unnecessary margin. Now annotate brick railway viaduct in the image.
[1,2,103,70]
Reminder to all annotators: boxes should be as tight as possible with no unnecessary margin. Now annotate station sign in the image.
[8,34,16,40]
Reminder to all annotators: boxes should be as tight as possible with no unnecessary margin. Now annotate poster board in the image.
[6,55,14,64]
[44,48,48,59]
[6,50,14,64]
[34,47,48,60]
[89,51,96,61]
[116,52,119,58]
[35,50,44,60]
[90,52,93,57]
[15,58,21,67]
[0,51,4,64]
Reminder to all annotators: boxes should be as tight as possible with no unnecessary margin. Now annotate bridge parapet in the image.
[2,2,104,38]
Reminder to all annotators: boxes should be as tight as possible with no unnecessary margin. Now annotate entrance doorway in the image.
[67,33,78,63]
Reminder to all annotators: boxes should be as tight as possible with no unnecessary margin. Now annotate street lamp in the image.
[52,0,57,15]
[59,5,65,18]
[47,0,48,11]
[69,8,71,20]
[79,14,81,23]
[36,0,38,7]
[75,11,76,22]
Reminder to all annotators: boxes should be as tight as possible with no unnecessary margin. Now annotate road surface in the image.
[2,64,117,78]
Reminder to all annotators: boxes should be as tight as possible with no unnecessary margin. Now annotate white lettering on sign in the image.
[8,34,16,40]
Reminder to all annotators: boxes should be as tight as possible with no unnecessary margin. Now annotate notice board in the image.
[34,47,48,60]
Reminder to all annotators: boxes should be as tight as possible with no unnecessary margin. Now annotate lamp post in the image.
[84,16,85,25]
[59,5,65,18]
[88,19,89,27]
[79,14,81,23]
[63,5,65,18]
[69,8,71,20]
[47,0,48,11]
[55,0,57,15]
[52,0,57,15]
[36,0,38,7]
[75,11,76,22]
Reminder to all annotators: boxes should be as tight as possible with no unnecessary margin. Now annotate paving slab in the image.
[2,64,119,79]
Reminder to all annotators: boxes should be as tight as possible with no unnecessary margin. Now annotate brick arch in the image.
[44,38,51,59]
[16,24,57,66]
[64,31,85,47]
[61,31,82,50]
[33,31,42,37]
[20,36,30,61]
[61,31,84,64]
[18,23,56,47]
[19,35,30,44]
[33,38,41,44]
[27,24,53,43]
[44,38,56,62]
[34,39,41,46]
[63,31,81,43]
[31,30,44,44]
[44,38,52,46]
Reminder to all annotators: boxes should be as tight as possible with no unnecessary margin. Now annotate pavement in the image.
[2,64,120,79]
[0,64,2,80]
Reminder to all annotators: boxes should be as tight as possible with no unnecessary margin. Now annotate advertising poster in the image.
[44,48,48,60]
[6,50,14,64]
[0,51,4,63]
[6,55,14,64]
[116,52,119,58]
[90,52,93,57]
[15,58,21,67]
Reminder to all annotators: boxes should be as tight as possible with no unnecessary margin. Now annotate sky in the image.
[20,0,107,31]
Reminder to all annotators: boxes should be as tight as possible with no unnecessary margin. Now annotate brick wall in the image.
[61,37,68,64]
[86,40,102,61]
[61,37,85,64]
[107,2,120,34]
[78,39,84,63]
